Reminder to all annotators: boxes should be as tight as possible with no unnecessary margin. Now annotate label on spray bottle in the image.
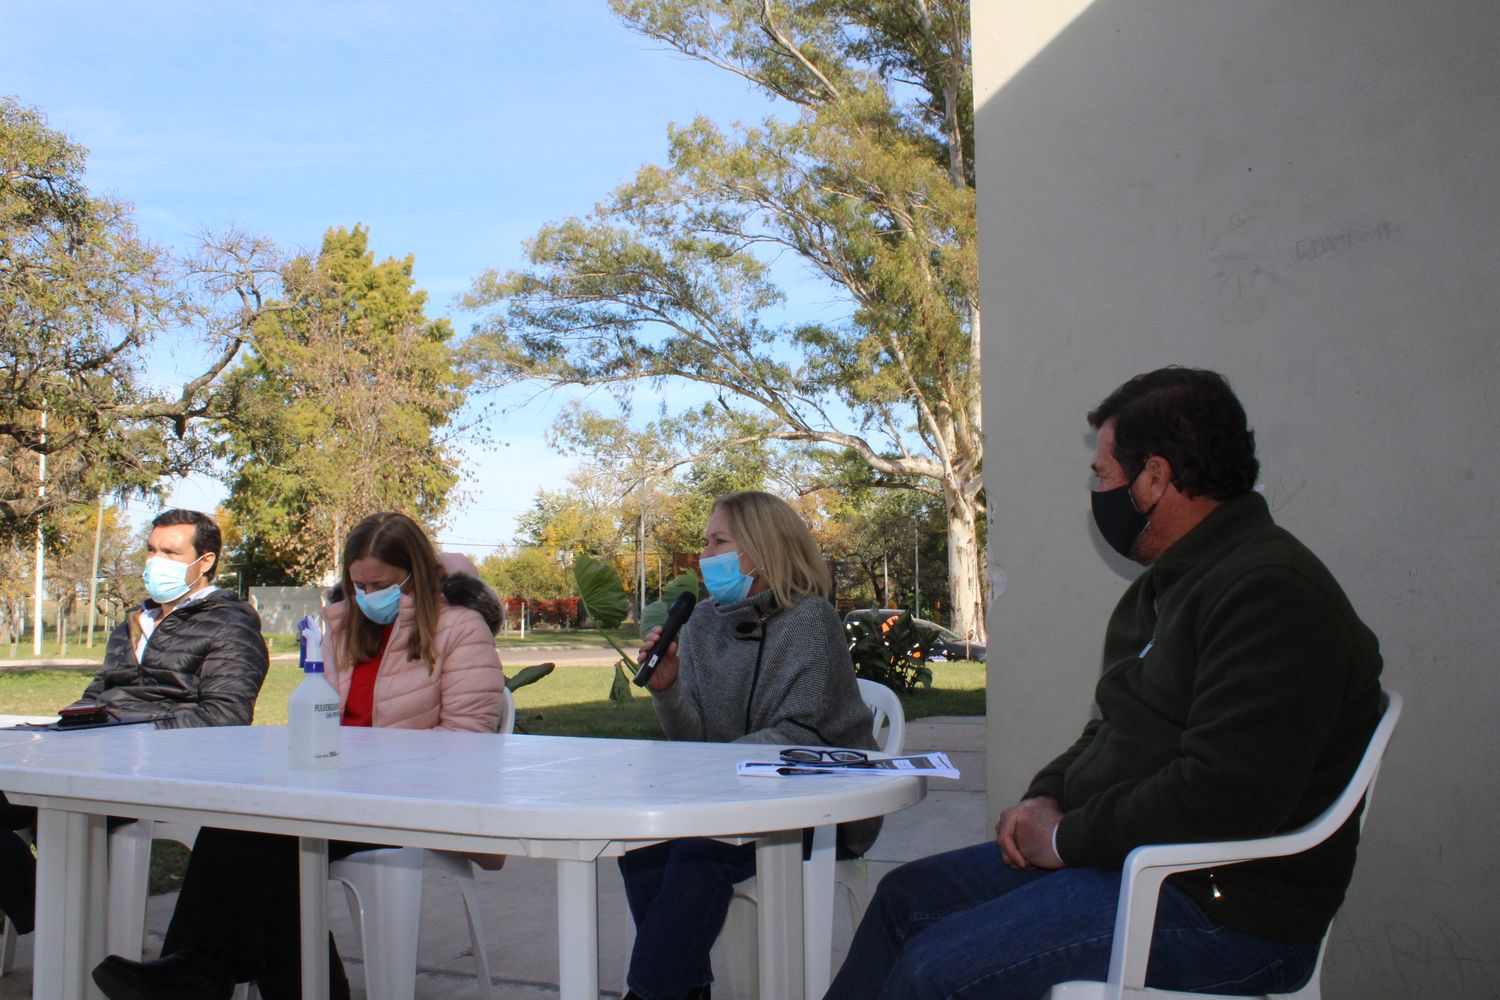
[289,614,341,769]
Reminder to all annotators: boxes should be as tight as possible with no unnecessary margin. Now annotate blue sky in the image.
[2,0,822,557]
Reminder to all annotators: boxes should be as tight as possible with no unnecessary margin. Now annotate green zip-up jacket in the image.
[1026,492,1383,942]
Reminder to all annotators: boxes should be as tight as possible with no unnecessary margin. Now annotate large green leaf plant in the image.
[571,554,700,706]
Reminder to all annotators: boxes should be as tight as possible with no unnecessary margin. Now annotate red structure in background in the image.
[501,552,707,630]
[503,596,582,629]
[671,552,700,579]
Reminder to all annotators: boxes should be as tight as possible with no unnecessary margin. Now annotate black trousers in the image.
[0,795,35,935]
[163,827,374,1000]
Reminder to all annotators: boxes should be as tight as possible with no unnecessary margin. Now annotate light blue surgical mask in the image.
[354,576,408,624]
[141,555,205,605]
[700,550,755,604]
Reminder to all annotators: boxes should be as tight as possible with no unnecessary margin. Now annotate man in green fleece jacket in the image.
[825,367,1384,1000]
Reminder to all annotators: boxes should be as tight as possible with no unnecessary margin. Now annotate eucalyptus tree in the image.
[217,226,468,582]
[465,0,986,638]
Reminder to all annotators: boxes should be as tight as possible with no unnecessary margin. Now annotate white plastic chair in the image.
[712,678,907,999]
[328,684,514,1000]
[1045,689,1402,1000]
[106,818,199,957]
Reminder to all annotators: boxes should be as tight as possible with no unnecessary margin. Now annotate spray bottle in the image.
[289,614,340,769]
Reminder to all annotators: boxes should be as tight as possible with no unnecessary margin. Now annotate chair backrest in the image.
[1350,691,1400,833]
[1266,688,1402,855]
[857,678,905,755]
[499,686,516,735]
[1277,688,1402,1000]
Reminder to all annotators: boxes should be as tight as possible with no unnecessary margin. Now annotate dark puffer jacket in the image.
[72,589,269,729]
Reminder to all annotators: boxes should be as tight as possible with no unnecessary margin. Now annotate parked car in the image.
[842,608,987,662]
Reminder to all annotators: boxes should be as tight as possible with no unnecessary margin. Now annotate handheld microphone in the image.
[633,592,697,687]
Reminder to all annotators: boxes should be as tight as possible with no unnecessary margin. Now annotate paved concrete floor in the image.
[0,716,987,999]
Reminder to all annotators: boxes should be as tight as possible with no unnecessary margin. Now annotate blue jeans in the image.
[825,842,1320,1000]
[618,838,759,1000]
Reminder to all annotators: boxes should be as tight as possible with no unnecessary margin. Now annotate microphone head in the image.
[632,591,698,687]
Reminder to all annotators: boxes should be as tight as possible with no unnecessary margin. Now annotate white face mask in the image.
[142,554,205,604]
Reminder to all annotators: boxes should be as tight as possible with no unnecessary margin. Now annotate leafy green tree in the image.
[819,474,948,614]
[465,0,986,639]
[477,546,571,602]
[656,419,774,556]
[542,401,783,610]
[216,506,297,591]
[42,502,140,650]
[0,98,277,542]
[514,478,630,559]
[218,226,468,582]
[0,539,32,651]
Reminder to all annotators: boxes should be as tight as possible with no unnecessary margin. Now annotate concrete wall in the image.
[247,586,324,636]
[972,2,1499,996]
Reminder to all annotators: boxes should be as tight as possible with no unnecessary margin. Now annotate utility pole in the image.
[32,410,46,656]
[87,495,104,647]
[913,522,920,619]
[637,510,647,622]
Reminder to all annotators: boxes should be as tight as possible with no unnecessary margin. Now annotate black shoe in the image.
[91,949,235,1000]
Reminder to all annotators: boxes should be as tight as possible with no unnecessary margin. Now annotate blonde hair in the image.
[713,491,831,607]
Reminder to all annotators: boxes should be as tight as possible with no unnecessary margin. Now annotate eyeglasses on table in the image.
[778,747,869,767]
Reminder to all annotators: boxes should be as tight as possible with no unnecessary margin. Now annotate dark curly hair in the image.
[1088,367,1259,500]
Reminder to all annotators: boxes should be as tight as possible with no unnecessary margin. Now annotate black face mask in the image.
[1091,481,1156,560]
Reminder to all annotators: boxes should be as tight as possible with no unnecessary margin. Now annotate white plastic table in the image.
[0,724,923,1000]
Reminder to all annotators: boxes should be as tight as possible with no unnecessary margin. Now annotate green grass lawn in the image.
[0,635,108,661]
[508,661,986,738]
[498,628,637,651]
[0,659,984,734]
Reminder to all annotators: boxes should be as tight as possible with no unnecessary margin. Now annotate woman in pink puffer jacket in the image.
[322,530,506,733]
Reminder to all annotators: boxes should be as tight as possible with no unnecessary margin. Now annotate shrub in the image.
[845,610,936,692]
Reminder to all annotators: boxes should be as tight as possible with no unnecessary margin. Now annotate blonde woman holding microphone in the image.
[623,490,877,1000]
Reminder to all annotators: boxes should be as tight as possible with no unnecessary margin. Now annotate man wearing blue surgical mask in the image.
[0,509,269,944]
[63,508,269,729]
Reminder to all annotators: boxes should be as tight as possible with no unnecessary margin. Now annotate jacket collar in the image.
[1146,491,1272,594]
[140,586,224,616]
[710,590,779,621]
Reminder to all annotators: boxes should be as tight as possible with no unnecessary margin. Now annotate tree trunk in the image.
[944,487,986,643]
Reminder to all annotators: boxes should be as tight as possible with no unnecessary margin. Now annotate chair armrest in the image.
[1107,824,1353,997]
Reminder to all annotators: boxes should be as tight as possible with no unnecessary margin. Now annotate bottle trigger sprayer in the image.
[289,614,340,769]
